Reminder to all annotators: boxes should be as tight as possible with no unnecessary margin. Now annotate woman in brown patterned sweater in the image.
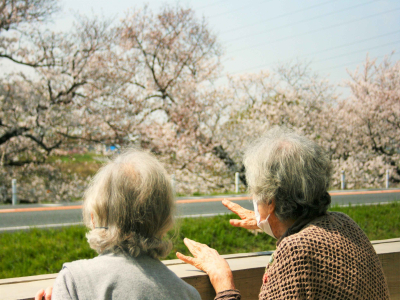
[177,127,390,300]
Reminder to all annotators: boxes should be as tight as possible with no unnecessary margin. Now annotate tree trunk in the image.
[212,145,247,186]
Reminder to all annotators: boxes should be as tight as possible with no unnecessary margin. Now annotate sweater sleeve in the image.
[214,289,241,300]
[52,267,79,300]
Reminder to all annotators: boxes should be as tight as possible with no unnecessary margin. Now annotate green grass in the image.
[0,226,96,279]
[333,203,400,241]
[166,213,276,259]
[178,190,244,197]
[45,153,103,178]
[46,153,100,163]
[0,202,399,279]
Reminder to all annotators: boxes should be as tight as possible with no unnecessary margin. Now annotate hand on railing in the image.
[35,286,52,300]
[222,199,258,229]
[176,238,235,293]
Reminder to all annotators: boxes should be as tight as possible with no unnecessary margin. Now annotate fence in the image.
[339,169,392,190]
[236,169,393,193]
[1,169,396,204]
[1,238,399,300]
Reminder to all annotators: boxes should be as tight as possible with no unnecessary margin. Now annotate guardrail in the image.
[1,238,399,300]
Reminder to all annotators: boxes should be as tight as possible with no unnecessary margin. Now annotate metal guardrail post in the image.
[12,179,18,205]
[235,172,240,193]
[386,169,390,189]
[341,170,345,190]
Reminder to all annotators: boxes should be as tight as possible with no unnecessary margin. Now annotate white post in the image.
[341,170,345,190]
[12,179,18,205]
[235,172,240,193]
[171,174,176,196]
[386,169,390,189]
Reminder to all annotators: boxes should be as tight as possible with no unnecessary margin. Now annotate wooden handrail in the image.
[0,239,399,300]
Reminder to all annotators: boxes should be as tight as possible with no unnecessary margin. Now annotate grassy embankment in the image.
[46,153,104,179]
[23,153,398,200]
[0,202,399,279]
[44,153,245,197]
[43,153,240,198]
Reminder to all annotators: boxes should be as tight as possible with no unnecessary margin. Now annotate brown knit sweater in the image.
[215,212,390,300]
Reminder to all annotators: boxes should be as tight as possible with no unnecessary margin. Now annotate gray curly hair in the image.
[244,127,332,242]
[83,149,175,259]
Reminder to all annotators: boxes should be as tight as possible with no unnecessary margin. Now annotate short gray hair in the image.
[83,149,174,259]
[244,127,332,239]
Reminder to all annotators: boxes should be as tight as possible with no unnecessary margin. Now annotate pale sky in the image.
[11,0,400,95]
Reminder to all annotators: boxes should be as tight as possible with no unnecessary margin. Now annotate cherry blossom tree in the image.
[0,0,58,30]
[332,54,400,188]
[89,5,229,194]
[0,1,115,202]
[0,2,227,199]
[1,0,398,200]
[214,56,399,190]
[211,62,338,188]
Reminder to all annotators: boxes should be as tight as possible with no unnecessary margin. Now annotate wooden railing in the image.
[1,238,399,300]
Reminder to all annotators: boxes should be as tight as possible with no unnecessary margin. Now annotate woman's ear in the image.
[268,198,276,215]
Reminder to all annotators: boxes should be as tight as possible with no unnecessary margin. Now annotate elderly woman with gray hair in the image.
[177,127,390,299]
[36,150,200,300]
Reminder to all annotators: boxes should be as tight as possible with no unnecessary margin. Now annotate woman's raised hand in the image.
[176,238,235,293]
[222,199,258,229]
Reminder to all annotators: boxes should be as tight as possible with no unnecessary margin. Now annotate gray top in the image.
[52,252,201,300]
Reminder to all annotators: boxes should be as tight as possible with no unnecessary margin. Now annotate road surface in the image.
[0,189,399,232]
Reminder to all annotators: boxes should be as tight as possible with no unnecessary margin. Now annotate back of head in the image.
[83,149,174,259]
[244,127,332,240]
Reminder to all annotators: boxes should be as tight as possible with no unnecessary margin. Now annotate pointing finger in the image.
[222,199,244,214]
[230,218,258,229]
[184,238,206,248]
[176,252,196,265]
[183,238,206,255]
[229,219,244,227]
[177,252,208,273]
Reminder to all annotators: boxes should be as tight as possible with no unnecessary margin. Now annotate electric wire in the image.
[219,50,399,79]
[230,34,400,74]
[297,30,400,58]
[225,0,379,43]
[221,0,341,34]
[194,0,232,11]
[317,51,399,72]
[209,0,274,19]
[314,41,400,63]
[228,7,400,54]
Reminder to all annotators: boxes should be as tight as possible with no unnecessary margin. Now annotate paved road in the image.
[0,189,399,232]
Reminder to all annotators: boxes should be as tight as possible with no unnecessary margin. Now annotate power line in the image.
[229,34,400,74]
[209,0,274,19]
[221,0,341,34]
[313,41,400,63]
[297,30,400,58]
[225,0,379,44]
[317,51,399,72]
[219,50,399,79]
[194,0,232,11]
[228,7,400,54]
